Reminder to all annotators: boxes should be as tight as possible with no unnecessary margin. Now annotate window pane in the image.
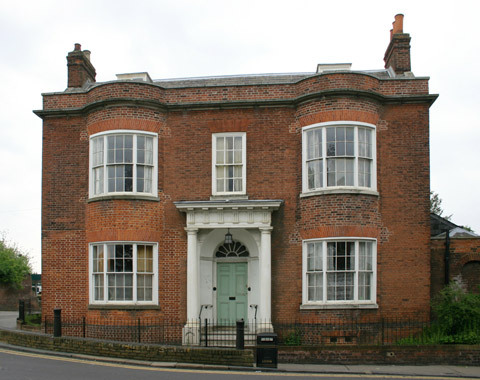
[144,167,152,192]
[92,137,104,166]
[94,274,104,301]
[234,179,242,192]
[216,150,224,164]
[326,127,335,142]
[233,166,242,177]
[137,135,145,150]
[337,127,345,141]
[125,164,133,178]
[124,148,133,163]
[308,273,323,301]
[137,149,145,164]
[307,129,322,160]
[359,272,372,300]
[234,150,242,163]
[137,245,145,272]
[125,178,132,192]
[234,136,242,149]
[215,166,224,180]
[307,160,322,189]
[116,146,123,163]
[93,167,104,195]
[145,137,153,165]
[107,136,115,164]
[346,142,354,156]
[227,178,234,191]
[115,135,124,149]
[346,127,354,141]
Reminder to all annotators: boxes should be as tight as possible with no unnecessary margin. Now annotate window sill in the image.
[300,303,378,310]
[300,188,379,198]
[88,194,160,203]
[88,304,160,310]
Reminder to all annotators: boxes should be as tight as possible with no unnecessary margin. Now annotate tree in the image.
[0,235,31,289]
[430,191,452,220]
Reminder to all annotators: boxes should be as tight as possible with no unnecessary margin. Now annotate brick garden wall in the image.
[0,328,254,366]
[279,345,480,366]
[1,328,478,366]
[0,277,37,311]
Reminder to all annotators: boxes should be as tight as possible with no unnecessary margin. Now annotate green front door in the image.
[217,262,248,323]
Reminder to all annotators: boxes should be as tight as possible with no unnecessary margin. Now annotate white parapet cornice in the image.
[174,199,283,229]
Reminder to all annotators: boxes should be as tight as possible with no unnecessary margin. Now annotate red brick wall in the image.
[0,277,37,311]
[40,69,433,324]
[431,237,480,297]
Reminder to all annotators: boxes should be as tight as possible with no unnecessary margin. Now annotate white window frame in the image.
[89,130,158,199]
[301,121,377,196]
[89,241,158,305]
[212,132,247,195]
[301,238,377,308]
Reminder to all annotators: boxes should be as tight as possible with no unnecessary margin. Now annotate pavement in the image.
[0,312,479,378]
[0,311,18,329]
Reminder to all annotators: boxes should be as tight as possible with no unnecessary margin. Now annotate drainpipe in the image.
[444,228,450,285]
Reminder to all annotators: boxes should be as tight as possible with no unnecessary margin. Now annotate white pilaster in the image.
[259,226,273,322]
[186,227,199,321]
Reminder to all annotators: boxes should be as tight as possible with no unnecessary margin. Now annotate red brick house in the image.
[36,15,437,343]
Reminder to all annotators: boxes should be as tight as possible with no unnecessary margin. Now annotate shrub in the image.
[0,235,31,289]
[397,283,480,345]
[432,282,480,337]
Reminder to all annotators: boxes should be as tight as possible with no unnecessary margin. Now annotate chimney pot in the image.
[384,14,411,75]
[392,14,404,35]
[74,43,81,51]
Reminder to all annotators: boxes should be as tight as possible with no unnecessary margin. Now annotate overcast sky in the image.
[1,0,479,273]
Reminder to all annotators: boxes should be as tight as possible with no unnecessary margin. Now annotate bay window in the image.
[302,122,376,194]
[90,242,158,305]
[302,238,376,307]
[90,131,157,198]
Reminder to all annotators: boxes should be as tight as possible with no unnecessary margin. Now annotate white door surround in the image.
[175,199,282,325]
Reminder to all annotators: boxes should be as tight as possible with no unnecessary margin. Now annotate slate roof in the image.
[150,69,391,88]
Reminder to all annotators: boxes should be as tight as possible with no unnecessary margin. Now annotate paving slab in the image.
[279,363,480,378]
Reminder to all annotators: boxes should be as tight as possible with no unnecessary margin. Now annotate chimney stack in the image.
[384,14,411,75]
[67,43,96,88]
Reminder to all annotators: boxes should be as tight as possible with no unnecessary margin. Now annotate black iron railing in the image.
[40,314,451,347]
